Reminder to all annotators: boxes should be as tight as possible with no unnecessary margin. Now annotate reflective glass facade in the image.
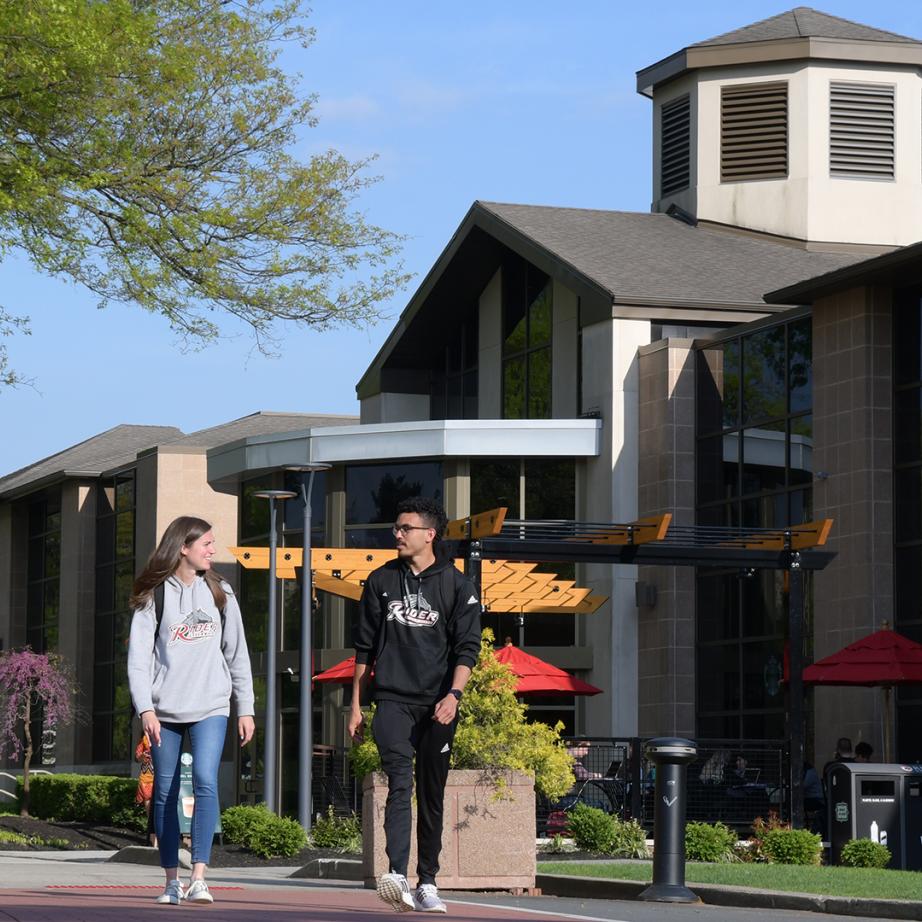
[502,255,552,419]
[93,472,135,762]
[695,314,814,740]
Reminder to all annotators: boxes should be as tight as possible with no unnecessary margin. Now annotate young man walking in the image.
[349,497,481,913]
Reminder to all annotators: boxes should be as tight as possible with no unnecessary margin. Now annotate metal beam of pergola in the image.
[445,512,836,831]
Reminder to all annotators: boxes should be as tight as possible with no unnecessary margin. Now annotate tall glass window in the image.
[430,311,478,420]
[695,313,813,740]
[893,287,922,761]
[502,256,552,419]
[94,472,135,762]
[345,461,443,548]
[26,487,62,653]
[470,458,576,649]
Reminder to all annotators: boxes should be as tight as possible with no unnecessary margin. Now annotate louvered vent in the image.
[720,82,788,182]
[829,81,894,179]
[661,95,690,196]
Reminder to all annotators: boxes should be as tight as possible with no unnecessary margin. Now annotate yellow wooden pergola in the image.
[225,506,650,615]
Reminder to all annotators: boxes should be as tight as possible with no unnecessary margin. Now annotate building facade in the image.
[3,8,922,809]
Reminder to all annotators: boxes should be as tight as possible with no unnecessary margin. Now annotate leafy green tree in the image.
[0,0,408,386]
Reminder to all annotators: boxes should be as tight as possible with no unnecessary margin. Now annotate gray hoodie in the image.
[127,575,255,723]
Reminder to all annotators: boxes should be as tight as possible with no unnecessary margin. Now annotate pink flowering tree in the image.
[0,648,77,816]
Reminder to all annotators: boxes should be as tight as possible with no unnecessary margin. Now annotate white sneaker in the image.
[155,879,185,905]
[415,883,447,913]
[186,879,214,904]
[376,872,414,912]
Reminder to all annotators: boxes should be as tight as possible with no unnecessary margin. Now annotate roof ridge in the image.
[0,423,182,483]
[479,200,672,220]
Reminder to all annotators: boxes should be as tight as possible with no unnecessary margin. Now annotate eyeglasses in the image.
[392,524,433,536]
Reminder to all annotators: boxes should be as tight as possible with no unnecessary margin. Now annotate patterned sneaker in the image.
[376,872,414,912]
[415,884,447,913]
[155,879,185,905]
[186,879,214,904]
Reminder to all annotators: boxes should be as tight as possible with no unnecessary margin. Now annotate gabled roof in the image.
[0,412,359,501]
[694,7,921,47]
[0,424,183,500]
[357,200,859,399]
[637,7,922,97]
[480,202,857,305]
[166,411,357,451]
[766,238,922,304]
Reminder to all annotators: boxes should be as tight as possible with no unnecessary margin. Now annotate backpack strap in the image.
[440,564,459,619]
[152,581,225,650]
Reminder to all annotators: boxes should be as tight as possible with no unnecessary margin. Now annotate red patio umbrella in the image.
[802,625,922,760]
[313,642,602,697]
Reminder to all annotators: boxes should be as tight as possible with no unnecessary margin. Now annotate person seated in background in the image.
[567,741,602,780]
[803,762,826,835]
[699,749,731,786]
[727,753,749,786]
[854,741,874,763]
[823,736,855,777]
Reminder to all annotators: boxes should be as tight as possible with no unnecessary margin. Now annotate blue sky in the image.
[2,1,921,476]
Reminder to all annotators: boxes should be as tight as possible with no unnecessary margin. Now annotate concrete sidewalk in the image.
[0,850,919,922]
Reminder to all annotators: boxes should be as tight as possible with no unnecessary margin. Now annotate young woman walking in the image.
[128,516,255,905]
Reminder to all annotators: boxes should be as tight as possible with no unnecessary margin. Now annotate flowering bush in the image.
[0,648,77,816]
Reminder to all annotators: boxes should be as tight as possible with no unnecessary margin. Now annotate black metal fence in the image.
[538,737,789,836]
[308,737,790,834]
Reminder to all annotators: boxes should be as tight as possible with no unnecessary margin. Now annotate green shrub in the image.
[220,804,308,858]
[110,806,146,832]
[350,630,575,801]
[685,821,738,863]
[609,816,649,858]
[566,803,615,853]
[839,838,892,869]
[760,827,822,865]
[18,774,137,824]
[247,814,308,859]
[221,804,270,845]
[309,807,361,853]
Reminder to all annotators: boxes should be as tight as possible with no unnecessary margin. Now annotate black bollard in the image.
[639,737,699,903]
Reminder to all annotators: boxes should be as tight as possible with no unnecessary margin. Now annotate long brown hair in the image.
[130,516,227,611]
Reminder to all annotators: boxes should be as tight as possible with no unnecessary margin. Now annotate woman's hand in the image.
[238,715,256,745]
[141,710,161,747]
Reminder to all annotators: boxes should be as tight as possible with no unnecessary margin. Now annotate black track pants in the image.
[372,698,457,885]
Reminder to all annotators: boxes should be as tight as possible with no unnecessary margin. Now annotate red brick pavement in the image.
[0,886,571,921]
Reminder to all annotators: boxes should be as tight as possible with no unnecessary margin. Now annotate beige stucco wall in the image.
[655,60,922,247]
[580,317,651,737]
[811,287,893,762]
[154,451,239,579]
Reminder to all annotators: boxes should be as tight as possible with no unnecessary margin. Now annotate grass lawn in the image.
[537,860,922,901]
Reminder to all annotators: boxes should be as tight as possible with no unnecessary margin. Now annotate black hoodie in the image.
[353,552,481,705]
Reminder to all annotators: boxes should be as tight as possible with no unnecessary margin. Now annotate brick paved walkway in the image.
[0,885,578,921]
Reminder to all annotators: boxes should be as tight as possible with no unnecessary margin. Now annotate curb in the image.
[536,874,922,920]
[108,846,192,869]
[289,858,363,881]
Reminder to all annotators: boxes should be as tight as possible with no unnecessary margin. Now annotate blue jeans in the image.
[150,715,227,868]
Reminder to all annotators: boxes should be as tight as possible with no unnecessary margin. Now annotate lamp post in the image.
[286,463,331,832]
[252,489,297,815]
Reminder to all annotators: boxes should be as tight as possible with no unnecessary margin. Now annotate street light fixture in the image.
[252,489,298,815]
[285,463,331,831]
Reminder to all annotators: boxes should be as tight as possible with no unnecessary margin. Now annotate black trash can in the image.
[827,762,922,870]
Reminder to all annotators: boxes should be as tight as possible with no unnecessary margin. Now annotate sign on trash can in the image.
[176,752,223,838]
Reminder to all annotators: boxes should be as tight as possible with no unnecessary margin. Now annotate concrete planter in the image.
[362,769,536,890]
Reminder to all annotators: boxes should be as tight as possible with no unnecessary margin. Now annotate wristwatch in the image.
[448,688,463,701]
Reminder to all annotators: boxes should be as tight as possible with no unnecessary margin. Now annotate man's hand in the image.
[433,693,459,725]
[141,710,161,747]
[238,715,256,745]
[347,707,365,743]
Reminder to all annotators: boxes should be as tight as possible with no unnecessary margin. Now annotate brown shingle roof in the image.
[478,201,859,306]
[693,7,920,47]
